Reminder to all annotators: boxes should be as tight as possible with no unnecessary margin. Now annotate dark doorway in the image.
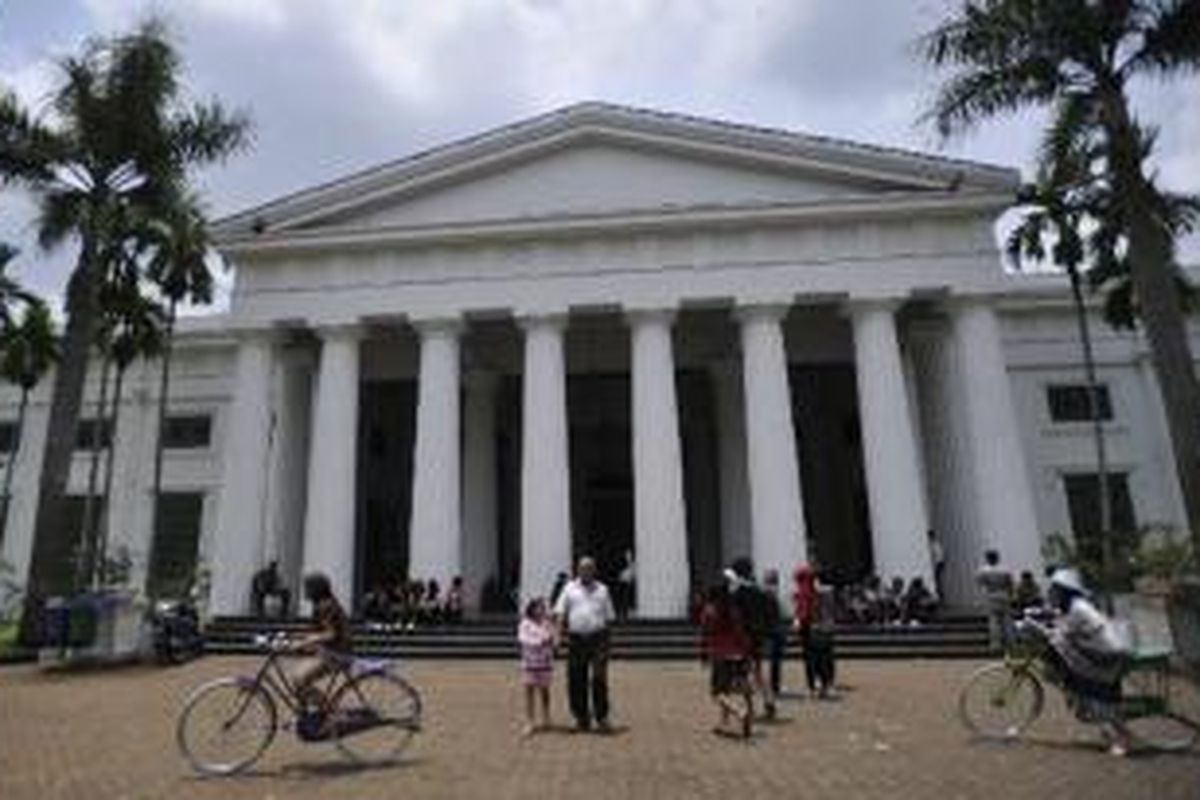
[790,364,872,582]
[146,492,204,598]
[356,380,417,605]
[568,374,633,586]
[1063,472,1138,590]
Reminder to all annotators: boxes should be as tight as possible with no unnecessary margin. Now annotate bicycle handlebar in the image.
[252,632,292,652]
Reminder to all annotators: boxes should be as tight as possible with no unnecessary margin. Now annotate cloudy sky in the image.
[1,0,1197,306]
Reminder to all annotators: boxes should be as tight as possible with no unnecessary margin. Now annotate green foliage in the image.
[0,299,60,390]
[1131,525,1198,583]
[98,544,134,590]
[1044,525,1198,593]
[923,0,1200,328]
[0,558,24,623]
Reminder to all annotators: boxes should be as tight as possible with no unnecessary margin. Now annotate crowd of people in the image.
[360,576,466,628]
[278,542,1137,755]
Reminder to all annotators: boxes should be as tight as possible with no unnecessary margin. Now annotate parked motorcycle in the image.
[150,599,204,665]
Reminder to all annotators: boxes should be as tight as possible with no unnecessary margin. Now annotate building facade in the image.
[0,104,1188,617]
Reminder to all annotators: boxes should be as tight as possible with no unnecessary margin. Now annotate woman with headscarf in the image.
[1043,568,1132,756]
[793,564,836,698]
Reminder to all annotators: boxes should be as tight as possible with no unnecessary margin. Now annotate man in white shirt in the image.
[553,556,616,732]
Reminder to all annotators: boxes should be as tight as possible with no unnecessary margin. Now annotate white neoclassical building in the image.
[0,103,1190,617]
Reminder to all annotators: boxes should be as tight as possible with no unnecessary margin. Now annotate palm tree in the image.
[0,19,248,599]
[140,197,213,596]
[923,0,1200,556]
[97,283,165,586]
[0,300,59,539]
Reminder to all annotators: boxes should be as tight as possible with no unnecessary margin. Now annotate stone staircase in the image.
[204,615,990,660]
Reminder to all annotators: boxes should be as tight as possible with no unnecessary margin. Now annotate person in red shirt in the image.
[699,582,752,737]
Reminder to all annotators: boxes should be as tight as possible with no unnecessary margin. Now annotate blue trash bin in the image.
[41,598,70,650]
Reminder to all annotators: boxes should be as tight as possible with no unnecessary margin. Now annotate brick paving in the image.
[1,657,1197,799]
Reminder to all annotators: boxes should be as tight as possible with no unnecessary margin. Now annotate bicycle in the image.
[176,633,422,776]
[958,620,1200,752]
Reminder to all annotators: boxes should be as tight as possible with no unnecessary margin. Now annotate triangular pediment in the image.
[214,103,1018,242]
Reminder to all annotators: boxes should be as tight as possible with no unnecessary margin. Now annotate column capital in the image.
[313,323,365,343]
[516,311,569,332]
[227,325,281,345]
[410,313,465,337]
[733,302,791,325]
[845,297,904,319]
[625,307,676,327]
[942,293,1001,316]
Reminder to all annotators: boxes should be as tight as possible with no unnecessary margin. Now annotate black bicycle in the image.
[176,633,422,775]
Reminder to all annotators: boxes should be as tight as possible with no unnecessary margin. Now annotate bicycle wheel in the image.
[1125,713,1200,752]
[333,671,422,764]
[958,662,1044,740]
[177,677,277,776]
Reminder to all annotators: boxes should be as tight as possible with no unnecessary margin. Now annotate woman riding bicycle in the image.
[1038,568,1132,756]
[290,572,353,710]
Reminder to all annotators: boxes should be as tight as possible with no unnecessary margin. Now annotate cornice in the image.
[217,190,1012,258]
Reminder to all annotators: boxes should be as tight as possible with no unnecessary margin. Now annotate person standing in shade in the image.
[928,529,946,600]
[553,556,616,732]
[761,569,788,698]
[793,563,837,698]
[976,549,1014,652]
[616,549,635,620]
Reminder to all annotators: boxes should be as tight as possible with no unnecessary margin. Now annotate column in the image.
[737,304,807,579]
[629,309,690,617]
[0,392,50,593]
[461,370,499,611]
[210,332,275,615]
[951,298,1043,575]
[908,320,979,607]
[408,318,463,587]
[1136,355,1187,528]
[301,325,361,605]
[850,301,933,586]
[519,314,572,605]
[263,348,313,596]
[711,359,752,565]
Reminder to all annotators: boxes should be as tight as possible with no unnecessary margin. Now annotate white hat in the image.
[1049,567,1089,596]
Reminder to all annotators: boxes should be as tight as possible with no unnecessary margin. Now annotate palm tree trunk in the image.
[1068,266,1113,611]
[97,363,126,587]
[146,300,175,597]
[78,354,111,590]
[1102,92,1200,556]
[20,244,103,640]
[1,387,29,540]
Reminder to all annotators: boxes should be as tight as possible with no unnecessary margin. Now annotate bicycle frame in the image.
[1002,637,1178,721]
[236,649,365,725]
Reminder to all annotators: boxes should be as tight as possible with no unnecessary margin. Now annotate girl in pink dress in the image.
[518,597,557,736]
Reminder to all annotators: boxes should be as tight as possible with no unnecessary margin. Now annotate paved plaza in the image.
[1,656,1197,799]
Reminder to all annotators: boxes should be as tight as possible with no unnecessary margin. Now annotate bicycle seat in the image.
[349,658,390,678]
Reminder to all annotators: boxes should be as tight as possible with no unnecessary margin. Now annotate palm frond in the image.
[1132,0,1200,75]
[0,91,58,184]
[169,101,252,166]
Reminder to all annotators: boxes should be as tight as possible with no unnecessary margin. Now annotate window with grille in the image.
[75,418,113,450]
[0,422,17,454]
[162,415,212,449]
[1046,384,1113,422]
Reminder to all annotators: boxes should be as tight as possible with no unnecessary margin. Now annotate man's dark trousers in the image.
[567,630,610,728]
